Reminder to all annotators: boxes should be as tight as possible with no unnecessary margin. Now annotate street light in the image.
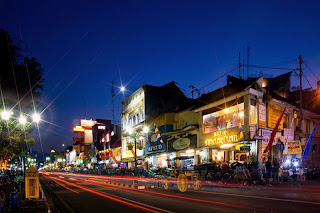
[143,126,149,134]
[1,110,11,120]
[32,113,41,123]
[19,115,27,125]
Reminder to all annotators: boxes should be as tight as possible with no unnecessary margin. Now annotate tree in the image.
[0,29,44,164]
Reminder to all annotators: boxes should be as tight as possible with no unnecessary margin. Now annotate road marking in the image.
[196,190,320,205]
[92,187,175,213]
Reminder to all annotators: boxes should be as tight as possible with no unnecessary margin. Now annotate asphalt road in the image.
[40,172,320,213]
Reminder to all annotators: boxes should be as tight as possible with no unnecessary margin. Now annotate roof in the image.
[195,76,259,106]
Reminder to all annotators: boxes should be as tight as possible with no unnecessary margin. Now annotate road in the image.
[40,172,320,213]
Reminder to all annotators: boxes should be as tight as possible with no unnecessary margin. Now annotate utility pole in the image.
[189,85,195,99]
[239,52,241,79]
[299,55,303,135]
[247,46,250,79]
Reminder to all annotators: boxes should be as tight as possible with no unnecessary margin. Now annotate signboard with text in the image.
[200,127,240,147]
[284,140,302,155]
[258,104,266,128]
[261,129,280,145]
[145,132,167,155]
[168,135,197,152]
[268,103,285,130]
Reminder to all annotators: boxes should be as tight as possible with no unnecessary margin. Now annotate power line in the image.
[303,61,320,81]
[241,64,298,71]
[199,65,238,91]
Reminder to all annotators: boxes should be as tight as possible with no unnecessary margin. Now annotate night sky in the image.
[1,0,320,154]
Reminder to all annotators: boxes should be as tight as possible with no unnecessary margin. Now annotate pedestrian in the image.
[265,157,273,186]
[273,159,280,184]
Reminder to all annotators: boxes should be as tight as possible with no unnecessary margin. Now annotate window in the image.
[203,103,244,134]
[306,120,314,134]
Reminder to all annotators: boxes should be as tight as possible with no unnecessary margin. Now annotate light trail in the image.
[48,176,162,213]
[61,175,254,211]
[67,178,175,213]
[50,177,79,194]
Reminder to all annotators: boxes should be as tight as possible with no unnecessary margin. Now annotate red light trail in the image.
[48,176,162,213]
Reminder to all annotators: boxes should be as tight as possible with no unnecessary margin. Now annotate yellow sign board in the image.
[25,166,39,199]
[202,127,240,147]
[268,103,285,130]
[284,140,302,155]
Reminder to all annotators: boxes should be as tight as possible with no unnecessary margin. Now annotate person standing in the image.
[265,157,273,185]
[273,159,280,184]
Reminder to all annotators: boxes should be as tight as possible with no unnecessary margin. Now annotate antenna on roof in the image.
[247,45,250,79]
[239,52,242,79]
[189,85,200,99]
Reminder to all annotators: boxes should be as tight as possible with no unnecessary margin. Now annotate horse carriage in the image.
[163,156,201,192]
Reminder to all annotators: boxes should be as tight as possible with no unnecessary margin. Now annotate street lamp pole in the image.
[134,136,137,176]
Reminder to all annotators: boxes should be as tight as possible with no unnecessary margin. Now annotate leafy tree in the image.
[0,29,44,162]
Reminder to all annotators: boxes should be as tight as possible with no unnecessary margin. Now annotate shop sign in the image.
[73,125,84,132]
[268,103,285,130]
[281,128,294,142]
[168,135,197,152]
[240,146,250,151]
[80,119,97,128]
[261,129,278,145]
[258,104,266,128]
[145,134,167,155]
[173,138,190,150]
[283,140,302,155]
[98,125,106,130]
[201,127,240,147]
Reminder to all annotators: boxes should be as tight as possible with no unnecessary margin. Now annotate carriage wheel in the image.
[164,178,169,190]
[177,174,188,192]
[192,177,201,190]
[195,173,200,179]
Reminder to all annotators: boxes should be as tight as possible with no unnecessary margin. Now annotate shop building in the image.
[195,75,261,165]
[121,82,193,168]
[91,119,121,168]
[72,119,96,166]
[194,73,320,168]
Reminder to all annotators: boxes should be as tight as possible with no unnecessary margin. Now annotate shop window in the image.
[203,103,244,134]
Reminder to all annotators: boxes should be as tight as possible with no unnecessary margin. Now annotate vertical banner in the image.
[268,103,285,130]
[259,103,266,128]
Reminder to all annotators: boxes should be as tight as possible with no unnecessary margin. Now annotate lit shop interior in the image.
[200,102,258,164]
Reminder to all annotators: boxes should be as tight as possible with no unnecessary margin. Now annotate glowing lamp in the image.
[19,116,27,125]
[1,110,10,120]
[143,126,149,134]
[32,113,41,123]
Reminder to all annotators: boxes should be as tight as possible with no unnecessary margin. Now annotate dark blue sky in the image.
[1,0,320,154]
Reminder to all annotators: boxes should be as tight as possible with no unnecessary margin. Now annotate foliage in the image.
[127,143,133,150]
[0,29,44,160]
[137,144,143,150]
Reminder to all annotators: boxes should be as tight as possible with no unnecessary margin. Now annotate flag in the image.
[239,123,243,140]
[154,123,163,143]
[264,106,287,153]
[303,125,316,159]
